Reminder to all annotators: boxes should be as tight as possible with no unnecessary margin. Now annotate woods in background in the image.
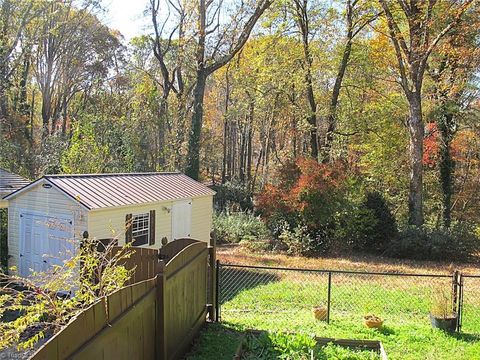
[0,0,479,230]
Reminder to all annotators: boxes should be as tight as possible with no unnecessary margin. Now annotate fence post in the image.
[216,260,220,322]
[457,273,464,332]
[207,242,217,322]
[327,272,332,324]
[452,270,459,315]
[156,262,167,360]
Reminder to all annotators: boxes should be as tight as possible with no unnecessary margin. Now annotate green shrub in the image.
[334,192,397,253]
[213,211,270,243]
[335,207,378,251]
[240,238,274,253]
[363,191,398,251]
[279,224,332,257]
[212,182,253,212]
[385,223,479,261]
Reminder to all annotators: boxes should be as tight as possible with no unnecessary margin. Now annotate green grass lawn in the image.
[187,270,480,359]
[186,325,381,360]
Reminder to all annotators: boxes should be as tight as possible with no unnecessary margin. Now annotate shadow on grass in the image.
[184,323,245,360]
[450,332,480,343]
[376,326,396,336]
[220,267,280,304]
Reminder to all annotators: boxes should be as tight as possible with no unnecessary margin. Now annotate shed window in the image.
[132,213,150,246]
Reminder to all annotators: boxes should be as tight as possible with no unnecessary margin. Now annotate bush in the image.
[336,192,398,252]
[335,207,378,251]
[279,223,332,257]
[363,191,398,251]
[385,223,479,261]
[213,211,270,244]
[212,182,253,212]
[256,158,348,256]
[240,238,274,253]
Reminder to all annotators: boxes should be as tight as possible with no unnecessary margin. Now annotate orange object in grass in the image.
[312,306,328,321]
[364,314,383,328]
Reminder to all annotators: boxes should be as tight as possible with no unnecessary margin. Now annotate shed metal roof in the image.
[0,168,30,198]
[5,172,215,210]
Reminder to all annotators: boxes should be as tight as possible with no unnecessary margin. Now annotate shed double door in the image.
[171,200,192,240]
[19,213,74,277]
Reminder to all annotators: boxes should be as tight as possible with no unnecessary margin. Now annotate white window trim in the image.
[132,213,150,246]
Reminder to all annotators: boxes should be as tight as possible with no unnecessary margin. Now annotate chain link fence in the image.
[459,275,480,333]
[217,263,474,333]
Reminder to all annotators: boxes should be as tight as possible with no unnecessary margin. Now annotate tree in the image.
[0,0,41,119]
[378,0,474,226]
[184,0,274,180]
[320,0,379,162]
[427,4,480,227]
[149,0,188,168]
[32,1,119,138]
[291,0,320,159]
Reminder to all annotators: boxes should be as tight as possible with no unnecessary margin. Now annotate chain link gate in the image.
[457,273,480,334]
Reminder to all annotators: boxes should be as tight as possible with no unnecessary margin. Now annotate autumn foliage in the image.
[423,123,439,167]
[256,158,348,229]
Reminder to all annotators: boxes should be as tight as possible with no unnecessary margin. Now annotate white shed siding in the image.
[87,201,173,247]
[7,184,88,271]
[191,196,213,242]
[87,195,213,246]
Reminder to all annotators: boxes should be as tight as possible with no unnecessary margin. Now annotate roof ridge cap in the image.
[45,172,181,178]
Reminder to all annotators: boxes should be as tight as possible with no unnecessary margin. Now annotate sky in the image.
[102,0,150,41]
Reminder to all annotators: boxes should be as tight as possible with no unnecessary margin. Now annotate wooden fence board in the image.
[30,239,210,360]
[164,242,207,279]
[161,242,208,360]
[70,286,157,360]
[107,288,123,321]
[32,336,58,360]
[159,238,199,261]
[92,299,107,333]
[57,306,96,359]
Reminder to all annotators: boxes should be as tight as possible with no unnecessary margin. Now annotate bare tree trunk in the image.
[185,70,207,180]
[185,0,273,180]
[0,0,11,120]
[239,123,246,182]
[221,68,230,183]
[293,0,318,159]
[407,94,424,226]
[321,0,353,162]
[0,66,8,119]
[438,105,455,228]
[247,125,252,185]
[19,53,30,117]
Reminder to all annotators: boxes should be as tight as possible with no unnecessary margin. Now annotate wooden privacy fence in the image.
[31,239,212,360]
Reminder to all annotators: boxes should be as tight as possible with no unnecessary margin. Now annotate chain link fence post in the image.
[457,272,464,332]
[327,272,332,324]
[215,260,220,322]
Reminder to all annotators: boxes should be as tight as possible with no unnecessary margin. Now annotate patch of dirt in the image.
[217,244,480,274]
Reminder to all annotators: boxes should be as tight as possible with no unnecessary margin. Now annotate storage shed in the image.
[4,172,215,277]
